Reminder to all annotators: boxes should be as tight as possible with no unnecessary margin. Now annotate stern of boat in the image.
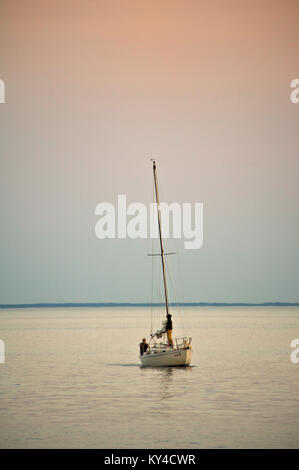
[139,337,192,367]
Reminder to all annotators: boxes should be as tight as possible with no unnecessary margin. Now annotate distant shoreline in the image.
[0,302,299,308]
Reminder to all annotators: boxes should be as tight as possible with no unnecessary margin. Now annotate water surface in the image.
[0,307,298,448]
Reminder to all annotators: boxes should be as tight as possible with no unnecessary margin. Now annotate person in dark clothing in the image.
[166,314,174,348]
[166,313,173,330]
[139,338,149,355]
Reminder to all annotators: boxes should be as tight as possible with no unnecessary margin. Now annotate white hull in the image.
[140,347,192,367]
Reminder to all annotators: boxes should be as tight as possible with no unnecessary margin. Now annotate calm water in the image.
[0,306,299,448]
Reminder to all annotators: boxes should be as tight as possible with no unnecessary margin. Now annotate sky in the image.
[0,0,299,303]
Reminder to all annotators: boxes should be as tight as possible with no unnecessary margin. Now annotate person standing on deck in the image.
[166,314,174,348]
[139,338,149,355]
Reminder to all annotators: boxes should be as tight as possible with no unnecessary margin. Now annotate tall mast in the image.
[152,160,169,317]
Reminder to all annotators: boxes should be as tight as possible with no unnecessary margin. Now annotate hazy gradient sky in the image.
[0,0,299,303]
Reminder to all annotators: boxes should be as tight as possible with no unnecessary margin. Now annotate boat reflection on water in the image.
[140,365,193,401]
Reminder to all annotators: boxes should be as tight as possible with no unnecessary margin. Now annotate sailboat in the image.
[139,160,192,367]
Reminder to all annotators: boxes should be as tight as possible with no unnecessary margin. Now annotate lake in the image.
[0,306,298,448]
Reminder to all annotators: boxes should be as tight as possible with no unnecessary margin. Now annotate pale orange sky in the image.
[0,0,299,303]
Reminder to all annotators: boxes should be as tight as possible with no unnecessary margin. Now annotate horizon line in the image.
[1,301,299,308]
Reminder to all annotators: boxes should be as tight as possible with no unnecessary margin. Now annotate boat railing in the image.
[148,337,192,352]
[175,337,192,350]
